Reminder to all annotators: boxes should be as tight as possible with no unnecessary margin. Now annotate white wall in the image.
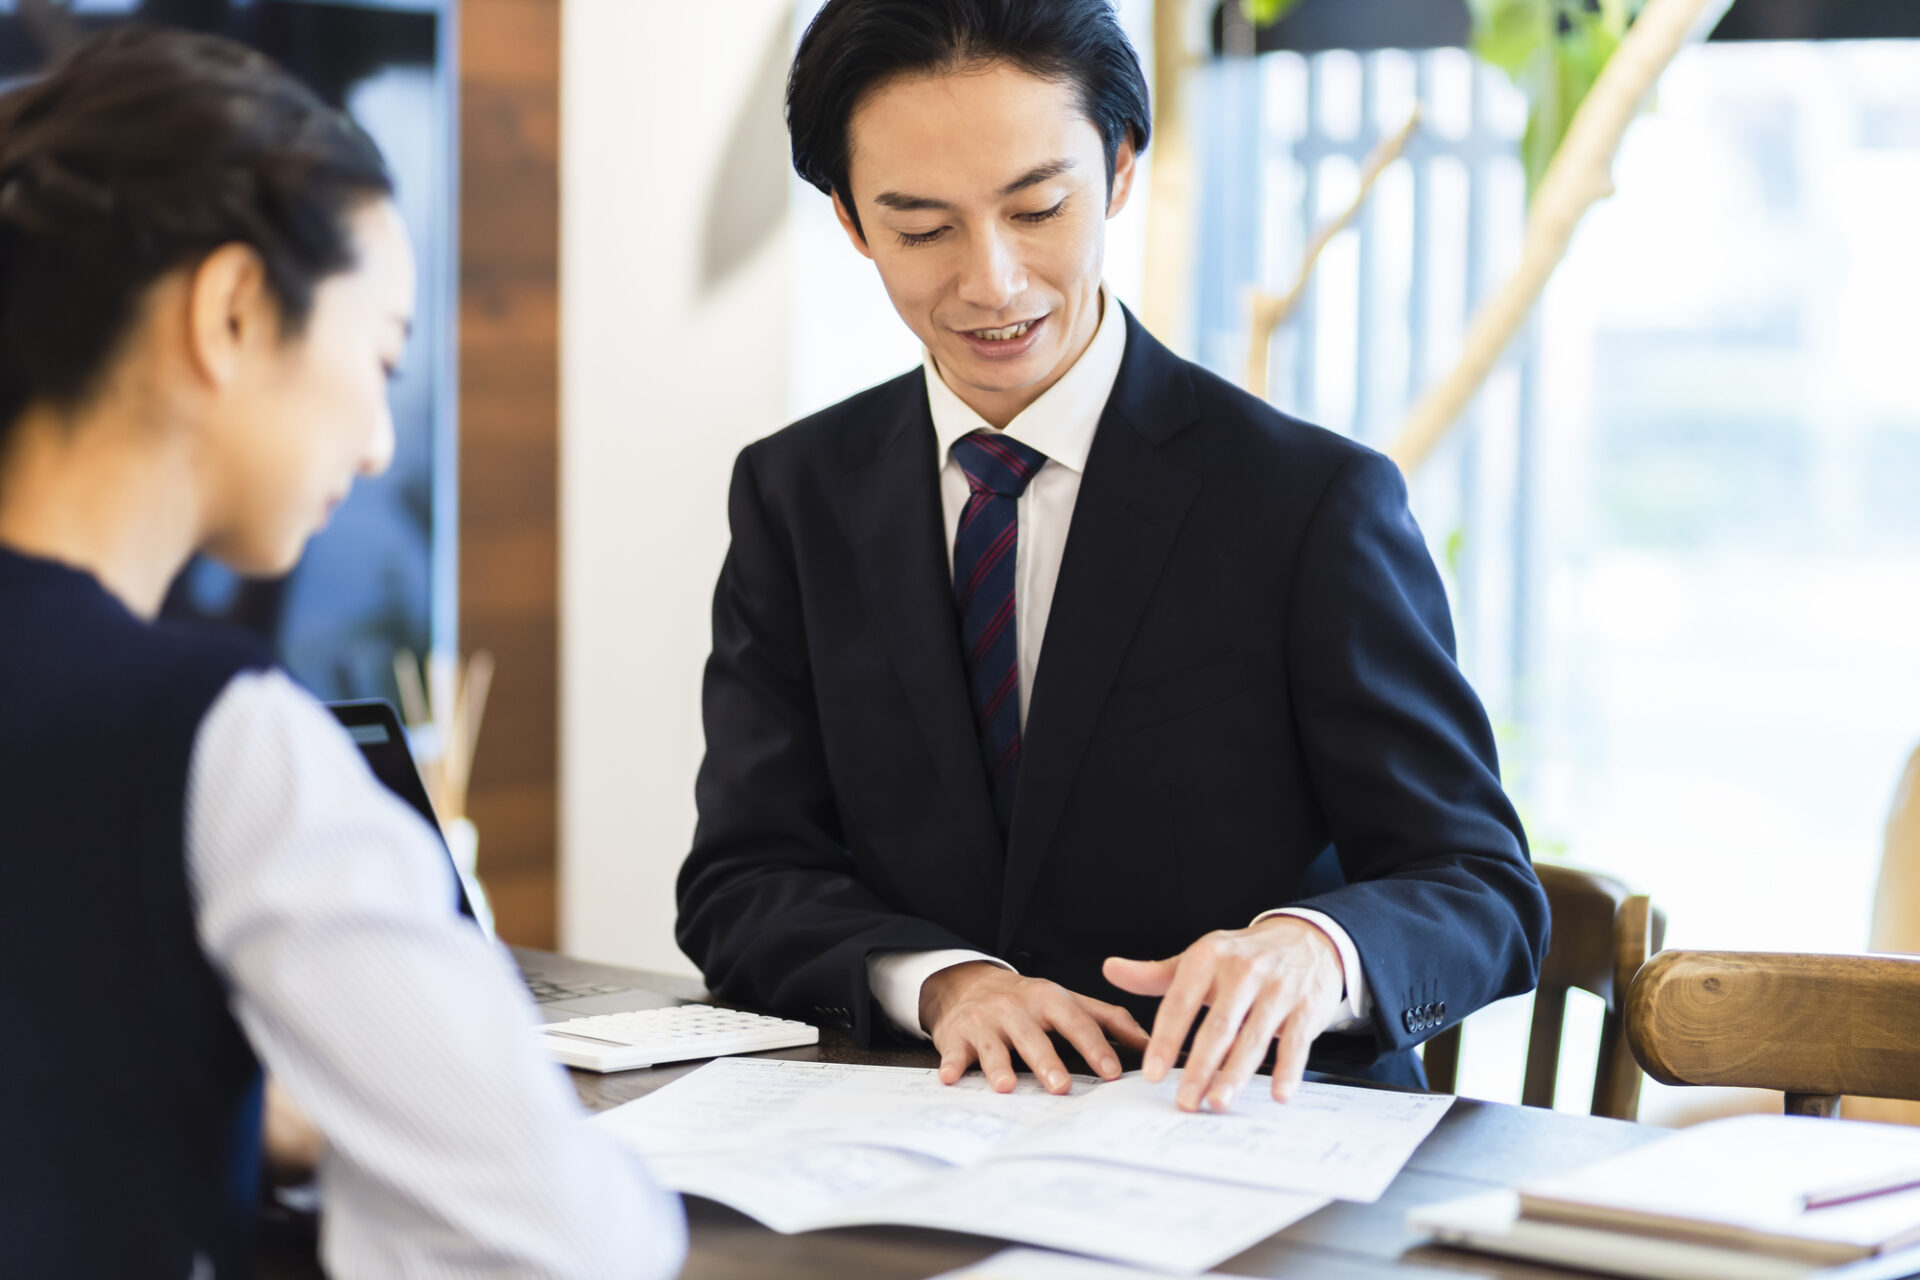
[559,0,795,973]
[560,0,1158,976]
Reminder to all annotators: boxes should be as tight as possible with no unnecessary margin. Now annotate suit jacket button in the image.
[1437,1001,1447,1017]
[1402,1010,1417,1032]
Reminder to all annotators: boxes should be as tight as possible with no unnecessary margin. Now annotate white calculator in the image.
[537,1004,820,1073]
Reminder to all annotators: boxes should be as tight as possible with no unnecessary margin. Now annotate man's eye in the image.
[896,226,947,247]
[1018,200,1068,225]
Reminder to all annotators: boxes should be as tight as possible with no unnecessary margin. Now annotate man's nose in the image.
[955,225,1025,313]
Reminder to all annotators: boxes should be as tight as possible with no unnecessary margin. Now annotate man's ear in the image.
[185,243,272,389]
[830,189,875,261]
[1106,137,1140,220]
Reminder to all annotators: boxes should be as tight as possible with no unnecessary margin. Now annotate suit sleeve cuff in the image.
[867,949,1015,1041]
[1252,908,1372,1032]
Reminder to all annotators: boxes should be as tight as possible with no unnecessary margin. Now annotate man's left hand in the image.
[1103,916,1344,1113]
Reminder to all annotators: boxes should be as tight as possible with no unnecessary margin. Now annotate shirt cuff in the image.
[867,949,1015,1041]
[1252,908,1372,1032]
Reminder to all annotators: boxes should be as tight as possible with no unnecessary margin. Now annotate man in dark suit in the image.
[678,0,1549,1112]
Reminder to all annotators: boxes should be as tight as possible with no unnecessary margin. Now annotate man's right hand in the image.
[919,961,1151,1095]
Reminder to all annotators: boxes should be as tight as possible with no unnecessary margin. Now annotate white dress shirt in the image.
[186,670,686,1279]
[867,289,1372,1041]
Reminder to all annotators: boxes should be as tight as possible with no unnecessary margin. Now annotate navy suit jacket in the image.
[677,309,1549,1084]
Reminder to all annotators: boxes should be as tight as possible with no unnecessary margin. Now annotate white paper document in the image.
[932,1247,1191,1280]
[861,1157,1324,1274]
[600,1057,1084,1167]
[644,1143,1320,1274]
[596,1057,1450,1273]
[1001,1072,1453,1202]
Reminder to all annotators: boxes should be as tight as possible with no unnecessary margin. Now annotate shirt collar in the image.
[923,285,1126,476]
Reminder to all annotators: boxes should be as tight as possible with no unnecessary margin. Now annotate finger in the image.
[1102,954,1179,997]
[1079,997,1152,1052]
[1270,1006,1320,1103]
[1050,1001,1125,1080]
[1005,1016,1074,1094]
[975,1034,1019,1094]
[1176,976,1260,1112]
[1143,950,1214,1084]
[934,1032,979,1086]
[1210,989,1292,1113]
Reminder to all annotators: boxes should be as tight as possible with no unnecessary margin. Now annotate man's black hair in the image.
[787,0,1151,240]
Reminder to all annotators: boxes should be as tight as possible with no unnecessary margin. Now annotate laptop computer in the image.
[327,699,686,1020]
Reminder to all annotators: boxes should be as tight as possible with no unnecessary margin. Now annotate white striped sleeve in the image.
[185,670,686,1279]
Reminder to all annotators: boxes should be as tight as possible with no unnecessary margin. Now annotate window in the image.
[1209,34,1920,1115]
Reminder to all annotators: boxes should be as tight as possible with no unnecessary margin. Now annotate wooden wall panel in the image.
[459,0,560,948]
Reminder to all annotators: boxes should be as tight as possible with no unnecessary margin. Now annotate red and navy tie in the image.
[950,429,1049,840]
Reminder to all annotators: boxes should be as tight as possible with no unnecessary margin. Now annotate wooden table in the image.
[540,949,1668,1279]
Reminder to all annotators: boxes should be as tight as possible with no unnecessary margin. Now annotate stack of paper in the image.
[1410,1114,1920,1280]
[594,1057,1453,1274]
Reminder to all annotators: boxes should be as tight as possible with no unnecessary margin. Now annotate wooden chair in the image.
[1854,743,1920,1125]
[1423,862,1666,1121]
[1626,950,1920,1117]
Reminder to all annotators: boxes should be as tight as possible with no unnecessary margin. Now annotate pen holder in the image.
[442,815,497,939]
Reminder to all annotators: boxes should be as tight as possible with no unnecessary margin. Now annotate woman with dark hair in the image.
[0,27,684,1278]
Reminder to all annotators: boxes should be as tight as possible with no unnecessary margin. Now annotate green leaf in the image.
[1468,0,1645,198]
[1468,0,1552,79]
[1520,9,1619,194]
[1444,526,1469,582]
[1240,0,1303,27]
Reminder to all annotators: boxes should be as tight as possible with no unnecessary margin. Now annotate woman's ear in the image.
[185,243,272,389]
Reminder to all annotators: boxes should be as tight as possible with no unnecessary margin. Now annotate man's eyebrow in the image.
[872,190,951,212]
[998,158,1076,197]
[870,159,1080,213]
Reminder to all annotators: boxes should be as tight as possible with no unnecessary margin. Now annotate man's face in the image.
[836,61,1136,426]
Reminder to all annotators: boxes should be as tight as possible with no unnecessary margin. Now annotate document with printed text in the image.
[595,1057,1452,1273]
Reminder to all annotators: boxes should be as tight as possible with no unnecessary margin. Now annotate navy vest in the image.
[1,547,272,1279]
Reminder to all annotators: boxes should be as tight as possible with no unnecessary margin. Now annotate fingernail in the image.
[1210,1086,1235,1111]
[1143,1057,1164,1080]
[1100,1058,1120,1078]
[1048,1071,1068,1091]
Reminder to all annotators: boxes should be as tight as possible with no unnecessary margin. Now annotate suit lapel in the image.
[999,315,1203,949]
[838,375,1005,896]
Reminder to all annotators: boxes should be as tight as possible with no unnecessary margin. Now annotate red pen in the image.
[1802,1168,1920,1212]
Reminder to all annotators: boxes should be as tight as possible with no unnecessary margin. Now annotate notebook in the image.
[1410,1190,1920,1280]
[1517,1115,1920,1266]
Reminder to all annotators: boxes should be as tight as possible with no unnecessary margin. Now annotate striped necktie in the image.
[949,429,1049,841]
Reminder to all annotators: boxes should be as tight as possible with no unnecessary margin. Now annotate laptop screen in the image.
[328,699,478,924]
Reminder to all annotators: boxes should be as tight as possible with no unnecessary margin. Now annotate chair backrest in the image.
[1626,950,1920,1117]
[1422,861,1665,1120]
[1870,742,1920,956]
[1854,743,1920,1125]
